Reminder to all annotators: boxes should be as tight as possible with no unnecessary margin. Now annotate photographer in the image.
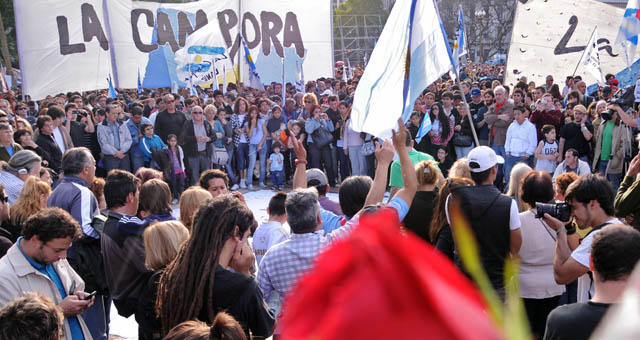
[543,174,621,303]
[614,138,640,230]
[592,105,630,192]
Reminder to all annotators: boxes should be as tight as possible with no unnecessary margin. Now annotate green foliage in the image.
[335,0,386,15]
[0,0,17,67]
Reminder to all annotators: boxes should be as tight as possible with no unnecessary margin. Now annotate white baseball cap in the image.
[467,146,504,173]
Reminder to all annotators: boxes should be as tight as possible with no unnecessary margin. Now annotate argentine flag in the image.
[615,0,640,67]
[351,0,453,138]
[452,6,467,74]
[241,36,265,91]
[415,114,432,144]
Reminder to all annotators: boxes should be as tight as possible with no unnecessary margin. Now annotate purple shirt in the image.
[318,196,343,216]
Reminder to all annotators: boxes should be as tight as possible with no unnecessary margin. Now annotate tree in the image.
[437,0,515,63]
[335,0,387,16]
[0,0,17,68]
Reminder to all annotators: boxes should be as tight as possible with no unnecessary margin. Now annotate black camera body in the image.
[609,85,636,111]
[535,202,571,222]
[601,109,614,122]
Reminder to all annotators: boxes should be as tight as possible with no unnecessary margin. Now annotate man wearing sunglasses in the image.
[154,94,186,143]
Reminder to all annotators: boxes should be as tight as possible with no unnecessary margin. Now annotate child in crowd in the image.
[435,146,453,178]
[166,134,186,202]
[535,124,559,175]
[268,142,284,190]
[139,123,166,167]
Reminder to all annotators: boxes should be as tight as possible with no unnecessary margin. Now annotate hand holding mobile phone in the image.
[84,291,97,300]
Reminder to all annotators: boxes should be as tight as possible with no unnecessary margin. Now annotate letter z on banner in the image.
[14,0,332,100]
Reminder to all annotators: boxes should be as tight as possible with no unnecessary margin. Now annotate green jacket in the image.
[614,175,640,229]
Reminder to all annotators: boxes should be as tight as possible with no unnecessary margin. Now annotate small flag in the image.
[364,52,368,67]
[137,69,142,94]
[282,57,286,105]
[222,65,227,93]
[580,26,606,84]
[452,6,467,74]
[415,114,432,144]
[107,75,117,98]
[614,0,640,67]
[295,61,304,93]
[342,63,348,82]
[241,35,265,91]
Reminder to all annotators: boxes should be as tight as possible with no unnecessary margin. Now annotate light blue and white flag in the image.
[175,22,233,88]
[107,75,117,99]
[615,0,640,67]
[452,6,467,74]
[295,61,305,93]
[415,114,432,144]
[137,69,142,94]
[222,65,227,94]
[351,0,453,138]
[241,36,265,91]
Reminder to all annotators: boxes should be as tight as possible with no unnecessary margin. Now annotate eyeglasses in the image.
[192,111,203,115]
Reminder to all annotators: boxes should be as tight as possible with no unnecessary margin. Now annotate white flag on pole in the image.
[351,0,453,138]
[580,26,606,84]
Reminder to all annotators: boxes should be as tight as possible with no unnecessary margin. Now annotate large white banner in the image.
[14,0,332,99]
[505,0,625,87]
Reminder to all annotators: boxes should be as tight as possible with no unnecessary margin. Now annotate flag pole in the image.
[572,26,597,77]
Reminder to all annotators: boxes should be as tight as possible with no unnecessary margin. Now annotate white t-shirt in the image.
[571,218,621,302]
[252,220,290,266]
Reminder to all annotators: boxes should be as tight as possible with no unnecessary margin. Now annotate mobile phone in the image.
[68,281,76,295]
[84,291,97,300]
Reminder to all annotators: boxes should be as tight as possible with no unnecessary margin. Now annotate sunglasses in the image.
[164,100,174,104]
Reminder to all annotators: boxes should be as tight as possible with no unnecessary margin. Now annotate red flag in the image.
[280,208,503,340]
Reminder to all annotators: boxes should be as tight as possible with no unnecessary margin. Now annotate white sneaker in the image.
[240,180,247,189]
[231,184,239,190]
[247,184,254,189]
[259,182,265,187]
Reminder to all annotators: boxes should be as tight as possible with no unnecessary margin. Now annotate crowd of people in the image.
[0,62,639,340]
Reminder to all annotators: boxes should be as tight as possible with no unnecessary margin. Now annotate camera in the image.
[535,202,571,221]
[72,110,80,115]
[609,85,636,111]
[600,109,614,121]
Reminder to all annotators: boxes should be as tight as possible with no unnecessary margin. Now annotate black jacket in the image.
[154,110,186,143]
[35,133,62,172]
[179,119,216,158]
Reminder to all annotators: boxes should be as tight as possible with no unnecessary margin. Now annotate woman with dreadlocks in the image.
[156,195,275,338]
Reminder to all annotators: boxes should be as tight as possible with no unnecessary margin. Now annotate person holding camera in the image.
[614,141,640,230]
[542,174,621,303]
[558,104,593,164]
[517,171,566,339]
[65,103,95,149]
[592,104,631,192]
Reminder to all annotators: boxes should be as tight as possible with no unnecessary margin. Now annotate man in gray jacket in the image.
[97,104,132,172]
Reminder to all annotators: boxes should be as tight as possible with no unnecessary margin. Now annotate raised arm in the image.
[391,118,417,207]
[291,134,307,189]
[364,139,394,207]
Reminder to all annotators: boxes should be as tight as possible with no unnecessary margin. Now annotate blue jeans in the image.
[187,153,211,186]
[271,170,284,187]
[337,145,349,181]
[225,149,237,185]
[248,143,267,184]
[130,151,145,174]
[103,154,131,172]
[597,159,621,193]
[82,294,110,340]
[491,144,506,190]
[455,145,474,159]
[504,155,528,190]
[235,143,249,173]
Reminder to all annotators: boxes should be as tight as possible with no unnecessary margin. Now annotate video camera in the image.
[535,202,571,222]
[608,84,636,111]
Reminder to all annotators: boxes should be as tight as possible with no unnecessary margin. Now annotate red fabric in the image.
[280,208,503,340]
